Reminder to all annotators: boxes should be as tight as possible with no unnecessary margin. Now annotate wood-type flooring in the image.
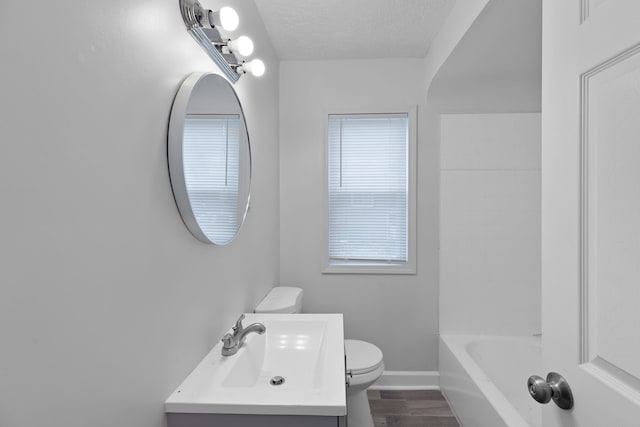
[367,390,460,427]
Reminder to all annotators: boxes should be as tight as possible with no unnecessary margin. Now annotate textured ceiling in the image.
[253,0,456,60]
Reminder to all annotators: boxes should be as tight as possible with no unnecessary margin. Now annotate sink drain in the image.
[270,376,285,386]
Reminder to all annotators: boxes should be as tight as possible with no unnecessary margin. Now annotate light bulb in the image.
[207,6,239,31]
[226,36,254,57]
[219,7,239,31]
[241,59,265,77]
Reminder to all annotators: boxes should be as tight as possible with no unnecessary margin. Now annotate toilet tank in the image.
[254,286,303,313]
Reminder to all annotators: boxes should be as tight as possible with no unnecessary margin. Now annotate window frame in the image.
[322,105,417,275]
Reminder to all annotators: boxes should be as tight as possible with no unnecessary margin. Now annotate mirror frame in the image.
[168,72,252,245]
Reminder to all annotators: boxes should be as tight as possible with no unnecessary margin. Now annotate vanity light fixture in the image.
[179,0,265,83]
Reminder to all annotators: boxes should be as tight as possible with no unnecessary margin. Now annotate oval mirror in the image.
[168,72,251,245]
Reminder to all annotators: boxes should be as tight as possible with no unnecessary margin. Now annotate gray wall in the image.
[278,59,440,371]
[0,1,279,426]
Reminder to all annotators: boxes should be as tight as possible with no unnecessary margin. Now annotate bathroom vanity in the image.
[165,313,346,427]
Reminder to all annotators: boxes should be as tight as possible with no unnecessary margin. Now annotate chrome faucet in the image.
[221,314,266,356]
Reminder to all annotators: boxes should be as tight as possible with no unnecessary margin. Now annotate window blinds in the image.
[183,114,240,243]
[328,114,409,264]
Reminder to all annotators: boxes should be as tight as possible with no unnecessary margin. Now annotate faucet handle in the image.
[221,333,235,349]
[221,333,237,356]
[232,314,245,334]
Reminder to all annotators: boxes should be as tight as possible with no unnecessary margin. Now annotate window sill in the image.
[322,264,416,275]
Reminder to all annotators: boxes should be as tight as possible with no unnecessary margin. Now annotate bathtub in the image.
[439,335,542,427]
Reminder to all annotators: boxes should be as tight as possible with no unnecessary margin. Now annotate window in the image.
[325,110,416,274]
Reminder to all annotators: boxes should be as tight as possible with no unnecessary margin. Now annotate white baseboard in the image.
[369,371,440,390]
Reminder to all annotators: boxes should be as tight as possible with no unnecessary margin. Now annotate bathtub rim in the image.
[440,334,541,427]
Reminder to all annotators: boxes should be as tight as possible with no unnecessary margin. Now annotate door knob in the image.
[527,372,574,410]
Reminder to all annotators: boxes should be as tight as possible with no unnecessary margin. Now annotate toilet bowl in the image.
[344,339,385,427]
[255,287,384,427]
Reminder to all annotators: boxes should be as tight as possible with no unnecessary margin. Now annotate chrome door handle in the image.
[527,372,574,410]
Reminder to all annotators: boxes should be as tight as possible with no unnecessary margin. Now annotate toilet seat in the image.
[345,339,384,375]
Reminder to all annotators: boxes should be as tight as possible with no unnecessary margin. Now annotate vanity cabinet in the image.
[167,413,346,426]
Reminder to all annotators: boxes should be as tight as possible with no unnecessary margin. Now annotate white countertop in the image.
[165,313,346,416]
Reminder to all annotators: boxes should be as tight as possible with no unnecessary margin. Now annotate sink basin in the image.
[165,313,346,416]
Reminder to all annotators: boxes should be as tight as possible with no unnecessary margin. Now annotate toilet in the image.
[255,286,384,427]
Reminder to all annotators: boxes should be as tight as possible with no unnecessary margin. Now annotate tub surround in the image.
[440,113,541,336]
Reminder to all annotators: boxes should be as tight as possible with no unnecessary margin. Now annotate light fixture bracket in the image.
[179,0,240,83]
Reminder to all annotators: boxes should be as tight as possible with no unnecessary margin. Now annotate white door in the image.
[542,0,640,425]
